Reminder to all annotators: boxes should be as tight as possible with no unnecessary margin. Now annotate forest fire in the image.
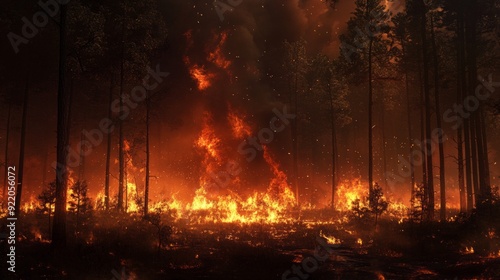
[1,0,500,279]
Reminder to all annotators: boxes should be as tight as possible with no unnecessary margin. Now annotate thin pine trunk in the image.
[14,78,29,216]
[105,77,113,211]
[52,3,69,249]
[330,88,337,210]
[381,104,388,189]
[2,105,12,205]
[419,0,434,220]
[479,109,491,194]
[118,23,125,212]
[404,64,415,205]
[456,4,466,212]
[144,95,150,216]
[430,16,446,221]
[417,55,427,187]
[368,38,374,201]
[292,62,300,206]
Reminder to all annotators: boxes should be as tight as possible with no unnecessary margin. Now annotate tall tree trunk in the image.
[52,3,69,249]
[105,77,113,211]
[2,105,12,205]
[292,61,300,206]
[420,0,434,220]
[330,88,337,210]
[474,110,487,201]
[125,169,128,212]
[118,23,125,212]
[403,57,415,206]
[48,204,52,238]
[381,103,388,190]
[470,121,479,204]
[144,95,150,216]
[14,78,29,216]
[42,145,49,187]
[456,0,473,211]
[455,2,466,213]
[457,128,466,212]
[479,109,491,196]
[368,38,374,202]
[430,15,446,221]
[417,54,427,187]
[78,131,85,180]
[464,115,473,210]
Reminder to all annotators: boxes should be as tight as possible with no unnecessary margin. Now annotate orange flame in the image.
[208,32,231,70]
[196,115,222,161]
[228,108,252,139]
[335,178,368,211]
[189,64,214,91]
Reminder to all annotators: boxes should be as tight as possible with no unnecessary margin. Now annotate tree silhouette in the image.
[368,183,388,226]
[338,0,390,201]
[68,180,93,237]
[37,181,57,238]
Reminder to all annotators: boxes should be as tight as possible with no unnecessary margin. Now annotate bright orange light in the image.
[196,119,221,161]
[228,108,252,139]
[335,178,368,211]
[190,65,214,91]
[208,32,231,70]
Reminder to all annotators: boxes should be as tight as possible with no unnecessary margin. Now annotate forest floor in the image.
[1,213,500,280]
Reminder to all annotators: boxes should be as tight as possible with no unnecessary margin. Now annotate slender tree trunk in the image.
[381,103,388,190]
[42,145,49,187]
[292,61,300,206]
[368,38,374,201]
[474,111,487,200]
[144,95,150,216]
[403,57,415,206]
[118,23,125,212]
[105,77,113,211]
[330,88,337,210]
[420,0,434,220]
[75,194,80,237]
[417,55,427,187]
[430,16,446,221]
[457,128,466,212]
[2,105,12,205]
[52,3,69,249]
[479,109,491,196]
[456,0,473,211]
[455,5,466,212]
[470,123,479,204]
[78,131,85,180]
[14,78,29,216]
[48,205,52,237]
[458,1,474,211]
[464,117,473,211]
[125,169,128,212]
